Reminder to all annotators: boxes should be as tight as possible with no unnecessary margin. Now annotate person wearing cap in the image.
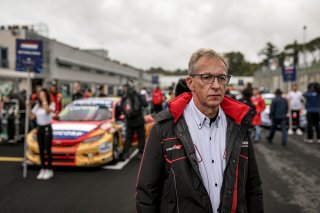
[136,48,263,213]
[266,89,289,146]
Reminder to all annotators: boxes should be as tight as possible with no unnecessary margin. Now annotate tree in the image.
[258,42,279,66]
[225,51,258,76]
[306,37,320,63]
[145,67,188,76]
[284,40,302,66]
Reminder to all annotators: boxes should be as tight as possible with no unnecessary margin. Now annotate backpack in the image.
[139,94,149,108]
[152,90,164,105]
[122,93,144,119]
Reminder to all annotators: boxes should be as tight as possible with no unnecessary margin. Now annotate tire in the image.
[112,135,120,163]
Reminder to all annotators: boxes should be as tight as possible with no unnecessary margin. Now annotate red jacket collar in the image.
[168,92,251,124]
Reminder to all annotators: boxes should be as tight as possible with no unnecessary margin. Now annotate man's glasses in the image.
[190,74,231,85]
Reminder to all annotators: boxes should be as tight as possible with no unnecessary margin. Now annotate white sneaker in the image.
[36,169,46,180]
[42,169,54,180]
[288,129,293,135]
[317,139,320,143]
[296,129,303,136]
[303,139,313,143]
[48,170,54,178]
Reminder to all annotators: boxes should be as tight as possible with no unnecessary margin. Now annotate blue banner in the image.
[16,39,43,73]
[152,75,159,84]
[282,65,296,82]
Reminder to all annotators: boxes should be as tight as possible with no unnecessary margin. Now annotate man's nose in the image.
[210,77,220,88]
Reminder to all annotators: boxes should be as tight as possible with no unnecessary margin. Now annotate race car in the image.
[26,97,154,167]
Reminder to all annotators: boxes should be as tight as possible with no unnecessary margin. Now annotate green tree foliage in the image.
[259,36,320,67]
[284,40,301,65]
[258,42,279,66]
[145,67,188,75]
[145,35,320,76]
[306,37,320,63]
[225,51,259,76]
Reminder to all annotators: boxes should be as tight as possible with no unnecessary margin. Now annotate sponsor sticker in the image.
[53,130,87,139]
[99,143,112,154]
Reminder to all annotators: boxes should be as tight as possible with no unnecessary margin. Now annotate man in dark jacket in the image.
[136,48,263,213]
[267,89,288,146]
[121,83,146,160]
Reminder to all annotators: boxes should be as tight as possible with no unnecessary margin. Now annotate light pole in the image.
[22,58,33,178]
[303,25,307,67]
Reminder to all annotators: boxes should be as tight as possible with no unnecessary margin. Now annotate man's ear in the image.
[186,77,195,91]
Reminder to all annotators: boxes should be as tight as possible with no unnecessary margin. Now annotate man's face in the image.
[186,57,228,112]
[50,86,56,93]
[292,84,298,91]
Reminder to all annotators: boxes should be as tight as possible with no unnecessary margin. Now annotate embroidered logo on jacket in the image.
[241,141,248,148]
[166,144,183,152]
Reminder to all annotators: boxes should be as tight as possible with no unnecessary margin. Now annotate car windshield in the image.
[58,105,112,121]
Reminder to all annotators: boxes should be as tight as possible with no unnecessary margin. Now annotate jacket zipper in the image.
[171,168,180,213]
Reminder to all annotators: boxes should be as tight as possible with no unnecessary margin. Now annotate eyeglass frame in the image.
[189,73,232,85]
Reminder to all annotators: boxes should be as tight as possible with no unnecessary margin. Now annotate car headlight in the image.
[83,135,103,144]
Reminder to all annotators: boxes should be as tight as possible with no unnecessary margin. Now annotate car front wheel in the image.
[112,136,120,163]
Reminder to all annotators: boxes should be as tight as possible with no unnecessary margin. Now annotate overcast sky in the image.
[1,0,319,70]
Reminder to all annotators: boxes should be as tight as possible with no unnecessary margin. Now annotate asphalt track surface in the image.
[1,128,320,213]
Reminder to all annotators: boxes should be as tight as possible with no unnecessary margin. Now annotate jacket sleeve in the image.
[269,100,275,119]
[257,98,266,114]
[136,123,165,213]
[246,137,264,212]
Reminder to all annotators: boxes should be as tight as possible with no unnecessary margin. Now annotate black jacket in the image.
[136,93,263,213]
[270,95,288,120]
[121,89,145,127]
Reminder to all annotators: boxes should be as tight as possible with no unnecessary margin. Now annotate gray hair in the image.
[188,48,228,75]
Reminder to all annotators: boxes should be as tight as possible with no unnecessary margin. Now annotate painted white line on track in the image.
[102,149,139,170]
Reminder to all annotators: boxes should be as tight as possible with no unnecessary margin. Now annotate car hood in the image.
[52,121,103,140]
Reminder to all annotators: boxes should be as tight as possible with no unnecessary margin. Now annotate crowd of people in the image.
[1,47,319,213]
[0,51,319,208]
[233,82,320,146]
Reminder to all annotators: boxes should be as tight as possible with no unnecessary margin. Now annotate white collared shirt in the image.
[183,98,227,213]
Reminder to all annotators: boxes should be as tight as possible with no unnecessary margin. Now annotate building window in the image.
[0,47,8,68]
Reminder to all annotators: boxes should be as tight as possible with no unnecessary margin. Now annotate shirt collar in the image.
[189,98,222,129]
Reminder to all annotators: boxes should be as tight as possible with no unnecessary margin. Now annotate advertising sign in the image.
[16,39,43,73]
[282,65,296,82]
[152,75,159,85]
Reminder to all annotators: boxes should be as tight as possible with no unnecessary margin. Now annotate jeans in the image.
[252,125,261,142]
[268,118,287,145]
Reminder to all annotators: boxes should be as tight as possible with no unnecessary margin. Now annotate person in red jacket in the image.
[151,86,164,113]
[250,87,266,143]
[50,84,62,114]
[136,48,263,213]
